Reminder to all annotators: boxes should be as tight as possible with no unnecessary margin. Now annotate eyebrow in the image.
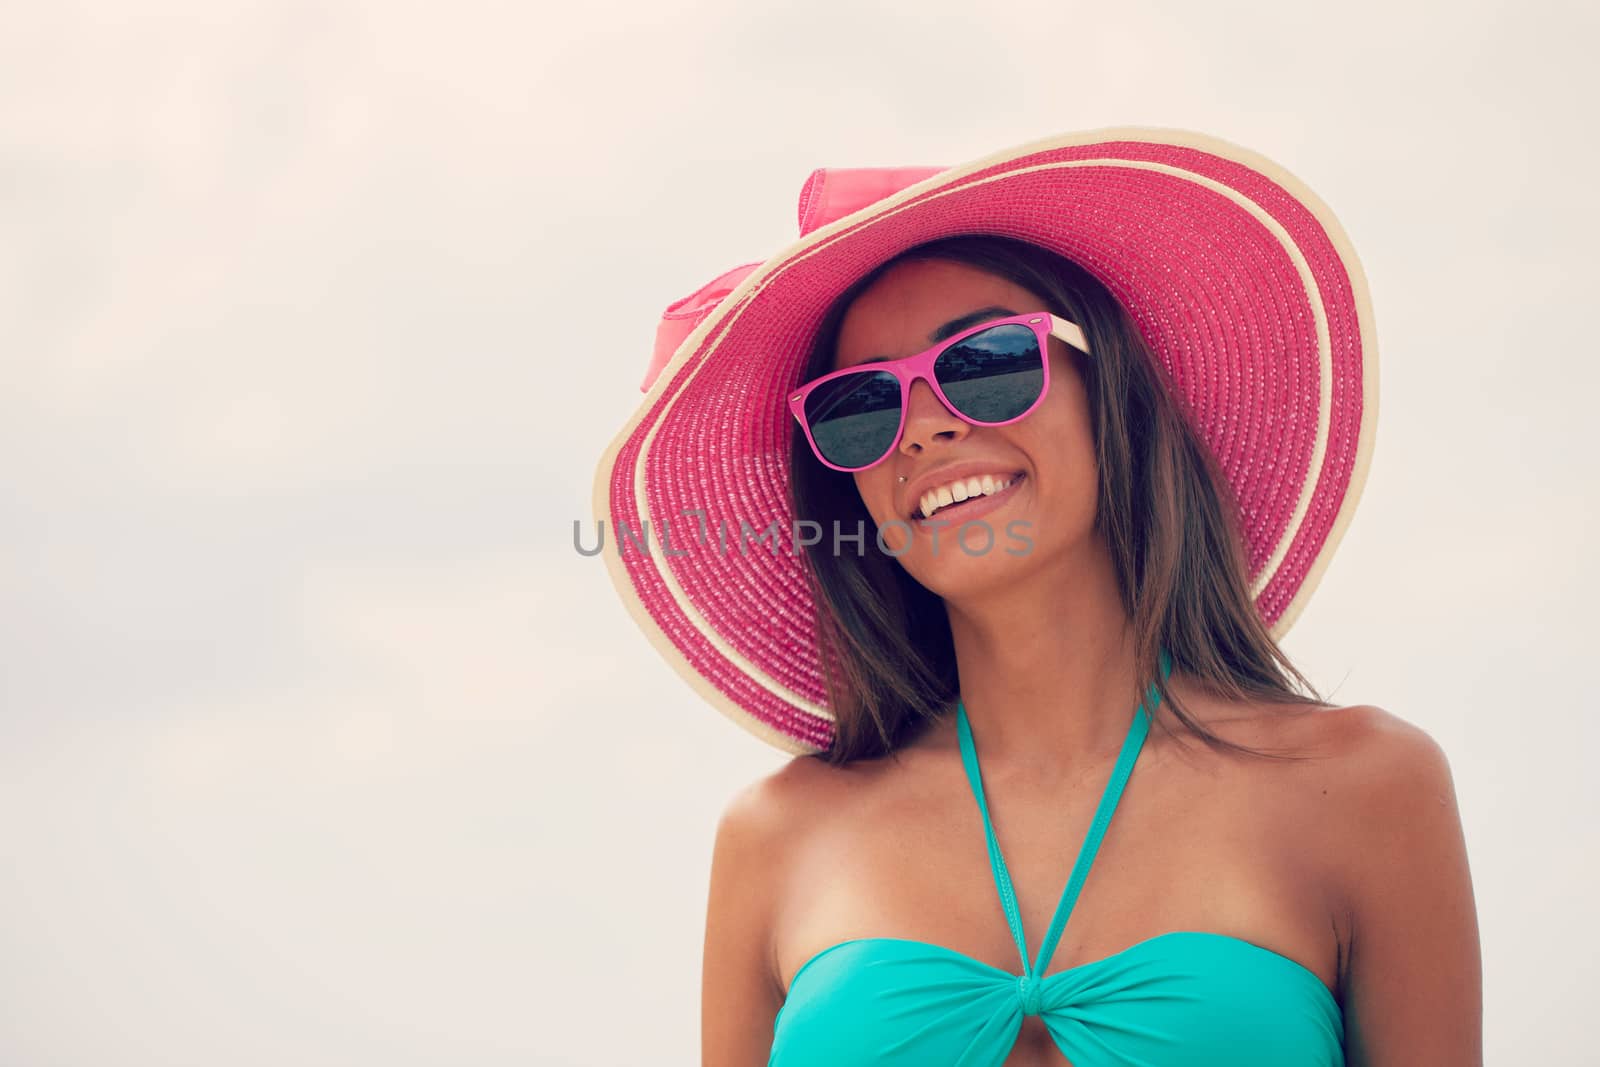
[853,305,1019,364]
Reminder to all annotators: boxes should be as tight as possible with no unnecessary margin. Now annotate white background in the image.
[3,1,1596,1064]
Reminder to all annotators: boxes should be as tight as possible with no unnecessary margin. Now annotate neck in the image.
[940,534,1150,775]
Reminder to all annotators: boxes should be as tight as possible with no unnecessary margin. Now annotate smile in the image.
[914,472,1026,525]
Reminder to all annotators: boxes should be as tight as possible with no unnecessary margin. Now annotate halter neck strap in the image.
[955,647,1174,977]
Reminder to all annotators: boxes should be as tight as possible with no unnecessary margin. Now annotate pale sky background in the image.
[3,1,1596,1064]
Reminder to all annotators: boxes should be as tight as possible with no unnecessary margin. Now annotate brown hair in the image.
[787,235,1333,766]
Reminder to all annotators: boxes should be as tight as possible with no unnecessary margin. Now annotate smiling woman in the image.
[591,128,1482,1066]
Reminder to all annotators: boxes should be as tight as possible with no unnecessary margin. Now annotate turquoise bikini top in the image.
[768,650,1345,1066]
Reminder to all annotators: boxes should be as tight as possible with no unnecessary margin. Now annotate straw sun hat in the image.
[591,126,1377,755]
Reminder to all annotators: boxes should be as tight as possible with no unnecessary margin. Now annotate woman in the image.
[594,130,1481,1065]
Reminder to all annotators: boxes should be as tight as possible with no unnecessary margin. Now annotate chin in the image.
[902,536,1033,599]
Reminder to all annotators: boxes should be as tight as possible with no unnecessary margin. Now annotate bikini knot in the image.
[1016,973,1044,1016]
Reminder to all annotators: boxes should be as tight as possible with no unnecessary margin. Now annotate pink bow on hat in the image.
[639,166,945,393]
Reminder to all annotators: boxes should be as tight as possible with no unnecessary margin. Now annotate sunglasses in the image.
[788,311,1092,472]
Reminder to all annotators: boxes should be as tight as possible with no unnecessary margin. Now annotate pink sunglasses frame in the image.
[787,311,1093,472]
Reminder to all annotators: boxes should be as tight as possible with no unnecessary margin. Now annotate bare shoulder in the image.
[1299,703,1457,810]
[720,749,855,835]
[713,750,865,894]
[703,752,849,1066]
[712,754,830,917]
[1174,697,1463,913]
[1208,696,1453,784]
[707,752,854,976]
[1256,702,1460,858]
[1307,701,1465,882]
[1166,685,1450,784]
[1317,701,1447,761]
[1294,705,1481,1061]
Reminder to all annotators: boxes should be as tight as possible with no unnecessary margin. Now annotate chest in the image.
[772,747,1342,1001]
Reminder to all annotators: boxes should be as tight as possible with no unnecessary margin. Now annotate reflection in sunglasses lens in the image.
[805,369,901,469]
[934,324,1044,423]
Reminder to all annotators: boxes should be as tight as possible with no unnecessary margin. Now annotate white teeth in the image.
[916,474,1019,520]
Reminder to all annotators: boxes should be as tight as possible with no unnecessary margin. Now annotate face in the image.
[831,258,1099,599]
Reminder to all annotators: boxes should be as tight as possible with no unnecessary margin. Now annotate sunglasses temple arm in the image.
[1049,316,1092,356]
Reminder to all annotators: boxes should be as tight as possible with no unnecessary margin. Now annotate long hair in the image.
[787,234,1333,766]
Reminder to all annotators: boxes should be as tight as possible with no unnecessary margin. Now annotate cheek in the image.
[1044,367,1095,462]
[1026,397,1098,510]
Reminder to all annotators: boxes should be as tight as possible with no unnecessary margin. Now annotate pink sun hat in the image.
[591,126,1379,756]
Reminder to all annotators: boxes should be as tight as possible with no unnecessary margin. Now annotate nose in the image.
[898,377,969,457]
